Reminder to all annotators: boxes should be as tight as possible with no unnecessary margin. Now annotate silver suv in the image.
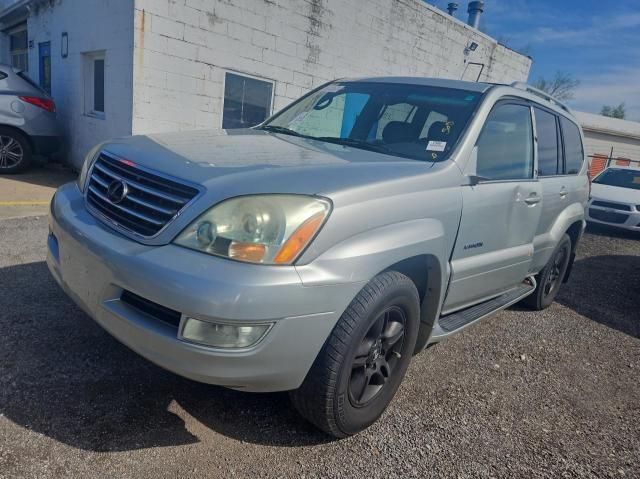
[47,78,589,437]
[0,65,60,173]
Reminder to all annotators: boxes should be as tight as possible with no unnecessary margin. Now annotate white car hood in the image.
[591,183,640,204]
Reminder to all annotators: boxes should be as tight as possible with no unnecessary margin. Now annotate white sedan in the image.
[587,167,640,231]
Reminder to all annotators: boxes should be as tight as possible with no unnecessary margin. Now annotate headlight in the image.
[77,143,104,192]
[174,195,331,265]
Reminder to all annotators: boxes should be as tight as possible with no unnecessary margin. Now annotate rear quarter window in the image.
[560,117,584,174]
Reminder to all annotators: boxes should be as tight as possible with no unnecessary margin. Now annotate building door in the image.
[39,42,51,94]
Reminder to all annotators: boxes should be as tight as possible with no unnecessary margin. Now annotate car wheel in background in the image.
[290,271,420,438]
[0,127,32,174]
[523,234,572,311]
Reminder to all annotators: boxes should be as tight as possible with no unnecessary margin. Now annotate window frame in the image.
[472,98,537,184]
[531,104,562,178]
[8,23,28,72]
[558,115,585,176]
[220,70,275,129]
[83,51,106,119]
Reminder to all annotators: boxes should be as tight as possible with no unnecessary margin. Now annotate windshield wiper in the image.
[314,137,392,155]
[259,125,306,138]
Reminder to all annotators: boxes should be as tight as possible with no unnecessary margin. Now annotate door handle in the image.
[524,194,541,206]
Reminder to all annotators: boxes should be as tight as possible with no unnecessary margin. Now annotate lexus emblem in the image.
[107,179,129,204]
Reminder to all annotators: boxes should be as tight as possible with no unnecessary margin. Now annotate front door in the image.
[38,41,51,94]
[443,101,542,313]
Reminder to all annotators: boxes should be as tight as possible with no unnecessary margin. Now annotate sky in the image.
[430,0,640,121]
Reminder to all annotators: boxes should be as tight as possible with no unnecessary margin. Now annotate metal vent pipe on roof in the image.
[467,1,484,29]
[447,3,459,16]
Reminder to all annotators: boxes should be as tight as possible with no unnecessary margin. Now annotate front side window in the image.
[593,168,640,191]
[560,117,584,174]
[222,72,273,129]
[262,81,483,162]
[534,107,559,176]
[475,104,534,180]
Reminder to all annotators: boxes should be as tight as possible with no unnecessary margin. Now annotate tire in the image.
[290,271,420,438]
[522,234,572,311]
[0,127,32,174]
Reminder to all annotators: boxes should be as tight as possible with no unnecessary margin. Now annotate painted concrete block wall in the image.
[132,0,531,135]
[26,0,134,167]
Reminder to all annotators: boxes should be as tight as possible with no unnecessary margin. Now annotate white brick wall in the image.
[26,0,135,167]
[131,0,531,134]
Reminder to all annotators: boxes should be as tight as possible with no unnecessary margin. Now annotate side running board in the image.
[437,278,536,334]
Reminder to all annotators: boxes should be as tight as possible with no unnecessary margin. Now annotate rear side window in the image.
[534,107,559,176]
[560,117,584,174]
[476,103,534,180]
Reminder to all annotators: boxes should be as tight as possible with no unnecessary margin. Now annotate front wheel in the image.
[290,271,420,438]
[523,234,572,311]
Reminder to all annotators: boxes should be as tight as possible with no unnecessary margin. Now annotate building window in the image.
[83,51,105,118]
[222,72,273,129]
[8,24,28,72]
[38,42,51,94]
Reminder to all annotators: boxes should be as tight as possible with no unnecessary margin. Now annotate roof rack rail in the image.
[510,81,571,113]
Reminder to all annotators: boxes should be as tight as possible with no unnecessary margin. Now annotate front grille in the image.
[589,208,629,224]
[591,200,631,211]
[120,290,182,328]
[86,152,200,237]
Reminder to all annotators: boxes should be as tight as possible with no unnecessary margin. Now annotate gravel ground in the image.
[0,216,638,478]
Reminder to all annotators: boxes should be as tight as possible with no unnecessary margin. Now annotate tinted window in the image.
[534,107,559,176]
[223,72,273,129]
[560,117,584,174]
[476,104,534,180]
[593,168,640,191]
[93,58,105,113]
[263,81,483,162]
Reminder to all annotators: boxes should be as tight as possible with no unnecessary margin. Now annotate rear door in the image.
[443,101,542,313]
[530,106,565,271]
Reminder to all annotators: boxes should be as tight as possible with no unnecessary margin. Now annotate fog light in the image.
[178,317,272,349]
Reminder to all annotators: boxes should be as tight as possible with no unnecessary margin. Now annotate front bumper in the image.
[586,201,640,232]
[47,183,364,392]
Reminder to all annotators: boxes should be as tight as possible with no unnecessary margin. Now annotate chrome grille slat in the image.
[86,152,201,238]
[93,162,188,204]
[88,186,165,226]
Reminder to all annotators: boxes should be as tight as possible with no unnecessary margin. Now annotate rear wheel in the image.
[290,271,420,438]
[523,234,572,310]
[0,127,32,174]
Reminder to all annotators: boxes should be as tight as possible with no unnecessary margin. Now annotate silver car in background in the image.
[0,65,61,173]
[47,78,589,437]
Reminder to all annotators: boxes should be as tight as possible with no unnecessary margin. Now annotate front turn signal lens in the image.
[273,212,326,264]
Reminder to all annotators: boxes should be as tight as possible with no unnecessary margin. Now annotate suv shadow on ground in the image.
[0,261,332,452]
[556,254,640,338]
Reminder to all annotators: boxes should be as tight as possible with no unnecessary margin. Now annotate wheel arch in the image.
[381,254,443,354]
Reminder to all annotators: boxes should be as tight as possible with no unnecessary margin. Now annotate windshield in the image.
[594,168,640,191]
[260,81,483,162]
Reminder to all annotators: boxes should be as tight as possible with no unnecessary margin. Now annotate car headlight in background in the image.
[77,142,104,192]
[174,194,331,265]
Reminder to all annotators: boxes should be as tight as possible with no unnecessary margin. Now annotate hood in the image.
[591,183,640,205]
[101,129,433,197]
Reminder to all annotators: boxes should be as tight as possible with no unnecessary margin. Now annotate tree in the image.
[533,71,580,101]
[601,103,626,119]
